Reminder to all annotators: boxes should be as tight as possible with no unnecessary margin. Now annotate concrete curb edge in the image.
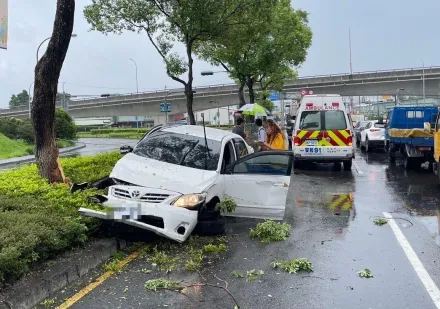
[0,143,86,167]
[0,238,127,309]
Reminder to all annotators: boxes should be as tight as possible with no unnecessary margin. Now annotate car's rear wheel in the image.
[365,138,372,153]
[194,216,226,236]
[343,160,352,171]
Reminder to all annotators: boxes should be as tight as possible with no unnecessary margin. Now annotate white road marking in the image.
[353,161,363,175]
[383,212,440,308]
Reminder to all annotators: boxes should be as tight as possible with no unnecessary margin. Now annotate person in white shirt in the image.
[255,118,266,142]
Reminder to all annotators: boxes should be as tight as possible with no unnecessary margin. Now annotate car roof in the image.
[161,125,238,141]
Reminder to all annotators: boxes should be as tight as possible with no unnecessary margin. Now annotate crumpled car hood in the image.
[109,153,218,194]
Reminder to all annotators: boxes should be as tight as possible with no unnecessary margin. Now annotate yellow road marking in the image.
[56,248,144,309]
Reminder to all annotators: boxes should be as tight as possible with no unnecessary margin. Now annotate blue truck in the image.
[384,106,437,169]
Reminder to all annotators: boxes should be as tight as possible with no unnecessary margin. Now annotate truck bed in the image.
[388,128,433,147]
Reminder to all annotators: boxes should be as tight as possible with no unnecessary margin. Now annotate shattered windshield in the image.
[133,132,221,171]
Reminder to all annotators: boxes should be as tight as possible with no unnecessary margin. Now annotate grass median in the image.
[0,151,122,286]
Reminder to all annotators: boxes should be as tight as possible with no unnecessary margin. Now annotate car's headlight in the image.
[171,193,206,210]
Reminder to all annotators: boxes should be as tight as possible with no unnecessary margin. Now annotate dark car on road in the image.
[354,121,369,146]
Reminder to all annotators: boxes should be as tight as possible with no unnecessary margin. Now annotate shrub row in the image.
[90,128,149,135]
[0,151,122,284]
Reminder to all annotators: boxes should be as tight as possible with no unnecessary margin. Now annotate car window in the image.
[299,111,321,130]
[133,132,221,171]
[234,140,248,158]
[365,122,372,129]
[324,111,347,130]
[354,122,360,128]
[233,154,292,176]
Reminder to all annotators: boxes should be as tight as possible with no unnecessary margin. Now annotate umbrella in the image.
[238,104,267,117]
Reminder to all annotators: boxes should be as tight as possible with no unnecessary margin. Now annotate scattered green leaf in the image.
[40,298,56,307]
[358,268,373,278]
[215,198,237,213]
[374,218,388,226]
[249,220,291,243]
[271,258,313,274]
[184,249,204,271]
[203,243,228,254]
[103,251,127,272]
[246,269,264,281]
[231,271,245,278]
[145,279,182,291]
[147,247,178,273]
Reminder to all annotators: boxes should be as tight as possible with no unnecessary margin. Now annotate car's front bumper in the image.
[79,194,198,243]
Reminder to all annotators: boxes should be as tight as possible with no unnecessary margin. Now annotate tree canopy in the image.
[197,0,312,104]
[84,0,270,124]
[9,90,30,108]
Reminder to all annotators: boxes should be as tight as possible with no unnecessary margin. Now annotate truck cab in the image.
[385,106,437,169]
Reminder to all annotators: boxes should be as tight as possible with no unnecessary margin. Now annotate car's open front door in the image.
[223,151,293,220]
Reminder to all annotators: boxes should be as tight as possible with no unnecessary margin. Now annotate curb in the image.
[0,143,86,167]
[0,238,127,309]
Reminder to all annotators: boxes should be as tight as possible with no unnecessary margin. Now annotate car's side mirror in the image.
[120,145,133,154]
[424,122,431,132]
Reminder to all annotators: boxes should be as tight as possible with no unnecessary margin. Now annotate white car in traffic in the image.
[77,124,293,242]
[359,120,386,152]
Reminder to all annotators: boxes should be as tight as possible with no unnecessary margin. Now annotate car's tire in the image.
[343,160,352,171]
[365,138,372,153]
[198,207,221,221]
[194,216,226,236]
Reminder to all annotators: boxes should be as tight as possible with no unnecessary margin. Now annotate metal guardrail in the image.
[2,66,440,115]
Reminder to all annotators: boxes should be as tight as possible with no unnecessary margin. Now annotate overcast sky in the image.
[0,0,439,108]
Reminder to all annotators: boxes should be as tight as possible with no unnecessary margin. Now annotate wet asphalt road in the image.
[48,147,440,309]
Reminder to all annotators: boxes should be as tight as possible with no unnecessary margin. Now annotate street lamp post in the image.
[33,34,77,118]
[37,33,77,62]
[130,58,139,93]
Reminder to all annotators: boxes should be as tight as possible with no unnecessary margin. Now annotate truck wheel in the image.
[403,156,413,170]
[343,160,352,171]
[194,216,226,236]
[389,152,396,163]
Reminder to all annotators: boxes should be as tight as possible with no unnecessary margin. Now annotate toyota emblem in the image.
[131,190,140,198]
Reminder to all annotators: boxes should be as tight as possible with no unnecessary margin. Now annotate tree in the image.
[55,109,77,140]
[32,0,75,183]
[9,90,30,108]
[256,91,275,112]
[198,0,312,105]
[84,0,265,124]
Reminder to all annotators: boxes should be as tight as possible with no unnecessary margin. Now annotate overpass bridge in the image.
[2,66,440,120]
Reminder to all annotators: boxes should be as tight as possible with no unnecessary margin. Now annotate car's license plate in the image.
[306,139,318,146]
[305,147,322,154]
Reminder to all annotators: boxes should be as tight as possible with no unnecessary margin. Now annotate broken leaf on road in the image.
[145,279,182,291]
[374,218,388,226]
[249,220,291,243]
[358,269,373,278]
[271,258,313,274]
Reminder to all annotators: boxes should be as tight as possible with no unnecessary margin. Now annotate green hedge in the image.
[0,152,122,284]
[90,128,149,135]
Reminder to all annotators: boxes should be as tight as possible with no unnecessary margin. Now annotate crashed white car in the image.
[77,124,293,243]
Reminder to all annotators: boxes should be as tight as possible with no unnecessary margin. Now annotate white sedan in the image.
[77,124,293,243]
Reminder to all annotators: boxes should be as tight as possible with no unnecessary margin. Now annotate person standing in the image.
[232,117,247,140]
[258,119,287,150]
[255,118,266,142]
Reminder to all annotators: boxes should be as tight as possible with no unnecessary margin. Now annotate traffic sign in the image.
[160,103,171,112]
[269,92,279,101]
[301,89,314,96]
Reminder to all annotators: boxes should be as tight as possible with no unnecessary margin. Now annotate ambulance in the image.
[292,94,355,171]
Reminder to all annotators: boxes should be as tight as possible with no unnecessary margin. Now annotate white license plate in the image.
[305,147,322,155]
[305,139,318,146]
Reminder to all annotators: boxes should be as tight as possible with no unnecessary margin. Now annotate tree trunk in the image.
[247,78,255,103]
[185,43,196,125]
[32,0,75,183]
[238,81,246,107]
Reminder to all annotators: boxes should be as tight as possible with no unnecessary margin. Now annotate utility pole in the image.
[164,86,169,125]
[423,62,426,100]
[349,28,353,74]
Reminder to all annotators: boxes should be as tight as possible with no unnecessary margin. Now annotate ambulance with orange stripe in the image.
[292,94,355,171]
